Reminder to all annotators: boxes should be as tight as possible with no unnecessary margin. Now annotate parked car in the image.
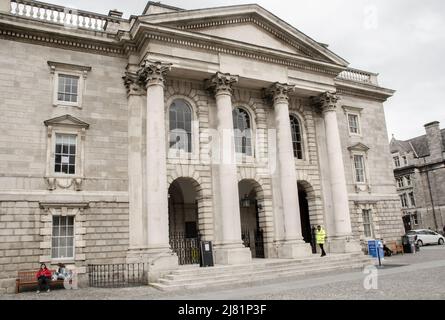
[406,229,445,246]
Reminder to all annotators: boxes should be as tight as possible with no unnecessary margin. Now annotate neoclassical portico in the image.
[123,58,361,272]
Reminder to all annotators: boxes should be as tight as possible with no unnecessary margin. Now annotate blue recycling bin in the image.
[368,240,384,259]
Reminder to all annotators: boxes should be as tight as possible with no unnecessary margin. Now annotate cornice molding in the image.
[336,86,394,103]
[135,29,343,77]
[0,21,126,56]
[335,78,395,102]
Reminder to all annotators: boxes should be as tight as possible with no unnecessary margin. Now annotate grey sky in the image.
[50,0,445,140]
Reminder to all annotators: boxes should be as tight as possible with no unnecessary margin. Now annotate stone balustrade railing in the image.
[337,68,379,85]
[9,0,123,32]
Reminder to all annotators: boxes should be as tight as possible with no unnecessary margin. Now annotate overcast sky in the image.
[50,0,445,140]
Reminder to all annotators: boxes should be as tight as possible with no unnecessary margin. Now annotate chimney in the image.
[0,0,11,13]
[108,9,123,18]
[424,121,443,161]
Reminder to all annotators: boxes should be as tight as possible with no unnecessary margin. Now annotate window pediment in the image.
[44,115,90,129]
[348,143,369,153]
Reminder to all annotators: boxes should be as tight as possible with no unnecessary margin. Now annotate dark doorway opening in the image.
[168,178,201,265]
[298,184,312,244]
[239,180,265,258]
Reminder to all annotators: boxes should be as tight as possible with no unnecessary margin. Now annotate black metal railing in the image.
[255,229,265,258]
[311,226,317,254]
[169,232,201,265]
[88,263,147,288]
[242,228,265,258]
[241,228,251,249]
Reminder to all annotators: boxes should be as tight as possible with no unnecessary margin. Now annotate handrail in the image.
[10,0,124,32]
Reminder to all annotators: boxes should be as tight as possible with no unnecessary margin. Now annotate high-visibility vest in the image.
[316,228,326,244]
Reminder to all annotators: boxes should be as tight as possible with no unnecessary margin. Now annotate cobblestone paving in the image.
[2,245,445,300]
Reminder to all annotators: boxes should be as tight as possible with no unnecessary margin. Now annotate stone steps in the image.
[163,254,367,280]
[150,253,373,291]
[165,253,365,276]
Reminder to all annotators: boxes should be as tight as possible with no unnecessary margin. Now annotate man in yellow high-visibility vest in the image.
[316,225,327,257]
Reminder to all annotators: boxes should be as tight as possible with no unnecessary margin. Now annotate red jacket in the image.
[36,268,52,279]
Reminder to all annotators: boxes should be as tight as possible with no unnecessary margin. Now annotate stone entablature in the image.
[1,0,392,100]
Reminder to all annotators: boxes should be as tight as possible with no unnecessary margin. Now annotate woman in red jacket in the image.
[36,263,52,293]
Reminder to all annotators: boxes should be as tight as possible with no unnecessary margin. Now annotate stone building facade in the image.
[0,0,404,293]
[390,122,445,233]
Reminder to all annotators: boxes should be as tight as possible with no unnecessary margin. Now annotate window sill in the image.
[51,258,75,265]
[168,150,198,161]
[53,102,82,109]
[236,155,256,165]
[349,133,362,138]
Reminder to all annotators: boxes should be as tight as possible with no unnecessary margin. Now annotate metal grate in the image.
[87,263,147,288]
[169,232,201,265]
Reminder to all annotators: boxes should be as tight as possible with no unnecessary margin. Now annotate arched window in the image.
[169,99,192,153]
[232,108,252,156]
[290,115,303,159]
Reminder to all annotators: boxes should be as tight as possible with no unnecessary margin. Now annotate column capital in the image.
[122,72,145,97]
[137,60,172,88]
[316,91,340,113]
[206,72,239,97]
[265,82,295,105]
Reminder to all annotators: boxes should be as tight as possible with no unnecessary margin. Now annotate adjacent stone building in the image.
[0,0,404,292]
[390,122,445,233]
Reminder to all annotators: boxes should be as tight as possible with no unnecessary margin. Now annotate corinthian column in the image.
[123,70,145,252]
[206,72,252,265]
[266,83,312,258]
[317,92,361,253]
[126,60,178,280]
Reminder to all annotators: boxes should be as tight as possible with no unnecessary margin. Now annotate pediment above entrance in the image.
[138,4,349,67]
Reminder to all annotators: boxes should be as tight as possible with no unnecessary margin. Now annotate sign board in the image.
[367,240,384,259]
[200,241,214,268]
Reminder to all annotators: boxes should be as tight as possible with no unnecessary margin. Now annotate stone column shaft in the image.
[123,71,145,250]
[140,60,172,250]
[125,60,178,280]
[206,72,252,265]
[215,92,243,243]
[266,83,312,258]
[318,92,360,253]
[319,92,352,237]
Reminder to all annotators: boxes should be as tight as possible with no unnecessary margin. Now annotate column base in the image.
[276,240,313,259]
[126,247,179,282]
[327,236,362,254]
[213,243,252,265]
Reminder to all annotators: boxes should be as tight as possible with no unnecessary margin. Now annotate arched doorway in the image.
[298,181,316,253]
[238,179,265,258]
[168,177,200,265]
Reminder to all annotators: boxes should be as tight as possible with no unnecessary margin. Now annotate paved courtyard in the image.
[2,245,445,300]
